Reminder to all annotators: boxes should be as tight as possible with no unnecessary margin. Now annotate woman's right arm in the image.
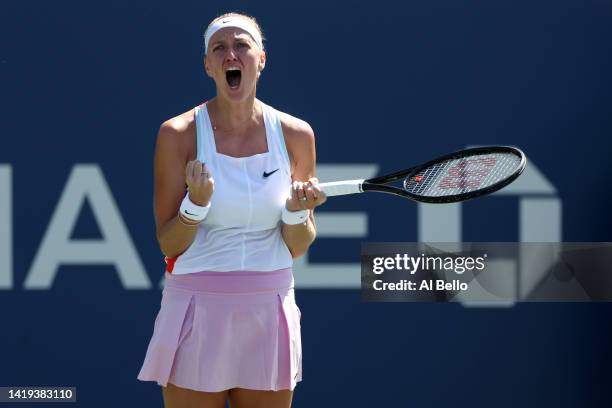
[154,119,214,259]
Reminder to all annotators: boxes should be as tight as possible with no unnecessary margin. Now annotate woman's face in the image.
[204,26,266,101]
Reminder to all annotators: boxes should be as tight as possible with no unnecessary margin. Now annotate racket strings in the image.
[404,153,522,197]
[405,162,448,195]
[475,153,521,191]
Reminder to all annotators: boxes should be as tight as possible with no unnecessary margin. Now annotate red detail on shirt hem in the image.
[164,256,178,273]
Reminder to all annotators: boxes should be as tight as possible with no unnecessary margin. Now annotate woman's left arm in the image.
[281,116,326,258]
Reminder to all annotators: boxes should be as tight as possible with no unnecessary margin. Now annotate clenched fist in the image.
[185,160,214,206]
[286,177,327,212]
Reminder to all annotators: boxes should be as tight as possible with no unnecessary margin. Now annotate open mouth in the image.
[225,68,242,89]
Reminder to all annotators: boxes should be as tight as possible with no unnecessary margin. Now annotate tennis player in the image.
[137,12,325,408]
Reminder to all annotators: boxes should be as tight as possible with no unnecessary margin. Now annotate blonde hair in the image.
[205,12,265,51]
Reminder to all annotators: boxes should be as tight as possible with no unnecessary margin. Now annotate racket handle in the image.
[319,180,364,197]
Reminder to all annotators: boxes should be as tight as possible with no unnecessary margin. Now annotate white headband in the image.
[204,16,263,53]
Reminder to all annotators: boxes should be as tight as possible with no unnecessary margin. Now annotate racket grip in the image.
[319,180,364,197]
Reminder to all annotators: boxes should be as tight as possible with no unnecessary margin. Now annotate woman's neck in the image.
[208,95,260,133]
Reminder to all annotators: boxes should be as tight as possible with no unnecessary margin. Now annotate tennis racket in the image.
[319,146,526,203]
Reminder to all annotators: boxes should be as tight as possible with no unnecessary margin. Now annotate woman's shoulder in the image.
[155,107,198,159]
[264,103,315,167]
[158,108,195,144]
[266,104,315,146]
[159,108,197,137]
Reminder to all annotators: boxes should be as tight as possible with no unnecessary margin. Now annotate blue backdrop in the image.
[1,1,611,407]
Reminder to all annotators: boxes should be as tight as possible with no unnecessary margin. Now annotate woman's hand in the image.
[185,160,214,206]
[285,177,327,212]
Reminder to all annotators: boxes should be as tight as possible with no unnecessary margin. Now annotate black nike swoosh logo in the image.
[222,20,231,23]
[263,169,280,178]
[184,210,198,216]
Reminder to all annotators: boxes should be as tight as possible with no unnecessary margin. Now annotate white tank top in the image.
[171,101,293,274]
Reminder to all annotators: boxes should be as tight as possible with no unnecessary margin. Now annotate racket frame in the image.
[361,146,526,203]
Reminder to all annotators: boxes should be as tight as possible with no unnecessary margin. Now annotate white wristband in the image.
[180,193,211,222]
[282,207,309,225]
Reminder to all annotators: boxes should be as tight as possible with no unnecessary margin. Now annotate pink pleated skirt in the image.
[137,268,302,392]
